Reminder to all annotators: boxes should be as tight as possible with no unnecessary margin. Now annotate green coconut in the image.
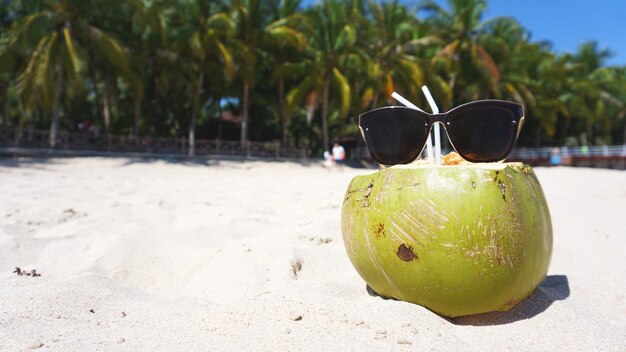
[341,162,552,317]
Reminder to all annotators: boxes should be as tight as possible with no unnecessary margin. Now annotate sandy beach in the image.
[1,157,625,351]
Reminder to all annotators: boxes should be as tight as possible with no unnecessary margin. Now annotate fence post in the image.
[14,127,19,147]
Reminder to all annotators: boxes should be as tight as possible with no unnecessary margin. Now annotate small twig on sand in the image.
[13,267,42,277]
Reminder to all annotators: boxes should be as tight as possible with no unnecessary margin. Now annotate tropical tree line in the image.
[1,0,625,156]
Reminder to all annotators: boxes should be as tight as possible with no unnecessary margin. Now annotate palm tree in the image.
[564,42,623,145]
[229,0,271,147]
[475,17,564,144]
[602,66,626,144]
[3,0,626,151]
[82,1,136,140]
[423,0,501,103]
[524,49,570,146]
[0,14,15,127]
[0,0,38,127]
[476,17,529,101]
[614,67,626,144]
[287,0,356,152]
[127,0,177,137]
[265,0,308,149]
[359,0,445,110]
[7,0,131,148]
[175,1,235,155]
[125,0,189,139]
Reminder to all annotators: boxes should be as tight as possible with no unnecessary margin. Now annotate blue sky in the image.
[482,0,626,66]
[301,0,626,66]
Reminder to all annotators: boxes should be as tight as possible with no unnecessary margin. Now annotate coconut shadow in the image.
[445,275,570,326]
[366,275,570,325]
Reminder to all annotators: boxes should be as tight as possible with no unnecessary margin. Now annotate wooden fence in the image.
[0,127,308,159]
[352,144,626,169]
[2,127,625,169]
[508,145,626,169]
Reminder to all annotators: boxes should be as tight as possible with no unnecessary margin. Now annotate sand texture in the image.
[1,157,625,351]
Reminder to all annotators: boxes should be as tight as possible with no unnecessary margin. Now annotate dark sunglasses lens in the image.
[446,106,518,162]
[360,108,429,165]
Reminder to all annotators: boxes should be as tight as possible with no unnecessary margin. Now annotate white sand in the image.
[0,157,624,351]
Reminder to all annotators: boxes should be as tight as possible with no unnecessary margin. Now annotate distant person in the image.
[580,145,589,155]
[550,147,561,166]
[323,150,333,168]
[332,142,346,167]
[78,120,91,133]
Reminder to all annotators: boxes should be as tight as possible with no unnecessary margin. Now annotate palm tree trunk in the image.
[148,56,159,136]
[133,98,141,142]
[321,73,331,152]
[559,117,571,146]
[240,81,250,147]
[102,78,113,150]
[534,124,542,148]
[189,72,204,156]
[90,74,101,126]
[0,84,6,126]
[103,80,111,136]
[2,99,6,127]
[278,76,287,150]
[448,73,457,101]
[16,95,26,128]
[371,94,379,109]
[108,75,119,115]
[2,104,6,127]
[50,61,63,149]
[217,99,223,140]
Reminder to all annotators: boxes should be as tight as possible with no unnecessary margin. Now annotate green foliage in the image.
[1,0,625,150]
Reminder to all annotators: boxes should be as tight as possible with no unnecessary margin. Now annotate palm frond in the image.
[62,27,81,74]
[214,40,235,80]
[332,67,350,118]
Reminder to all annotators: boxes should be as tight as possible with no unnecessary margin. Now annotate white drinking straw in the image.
[421,86,441,166]
[391,92,434,162]
[390,92,426,112]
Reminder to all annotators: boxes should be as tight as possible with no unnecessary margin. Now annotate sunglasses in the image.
[358,100,525,165]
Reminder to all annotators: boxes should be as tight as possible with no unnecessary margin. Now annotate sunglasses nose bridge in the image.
[430,114,447,126]
[431,113,446,122]
[425,115,455,148]
[428,114,450,133]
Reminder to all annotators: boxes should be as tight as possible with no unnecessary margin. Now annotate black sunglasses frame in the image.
[358,99,525,165]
